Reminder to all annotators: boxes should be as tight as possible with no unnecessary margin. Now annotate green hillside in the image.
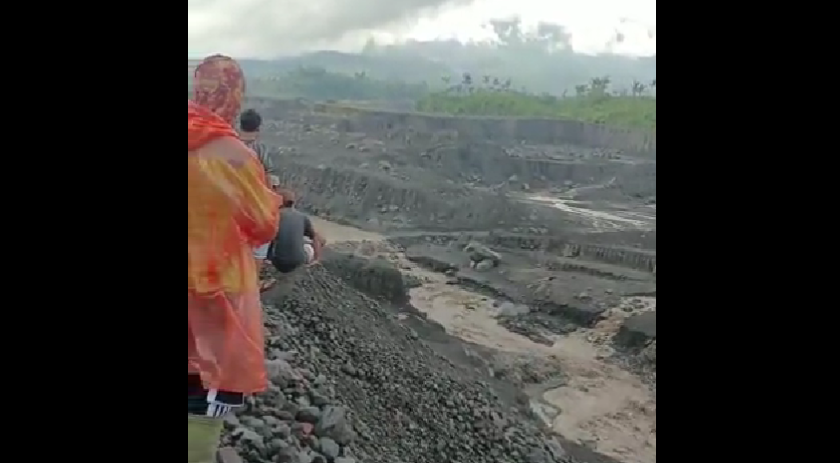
[417,90,655,130]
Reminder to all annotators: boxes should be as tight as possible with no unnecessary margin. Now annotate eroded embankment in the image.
[273,157,573,233]
[246,96,657,157]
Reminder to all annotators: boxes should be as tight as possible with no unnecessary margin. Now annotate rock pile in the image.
[464,242,502,271]
[224,265,570,463]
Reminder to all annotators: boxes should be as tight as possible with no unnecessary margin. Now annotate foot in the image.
[259,278,277,292]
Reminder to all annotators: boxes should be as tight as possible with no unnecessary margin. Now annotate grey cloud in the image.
[188,0,474,57]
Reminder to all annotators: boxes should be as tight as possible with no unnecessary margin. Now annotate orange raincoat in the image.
[188,100,281,394]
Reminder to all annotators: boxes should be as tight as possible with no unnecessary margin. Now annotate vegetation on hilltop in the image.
[416,74,656,130]
[246,67,429,101]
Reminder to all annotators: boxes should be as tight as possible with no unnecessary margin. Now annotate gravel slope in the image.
[224,265,569,463]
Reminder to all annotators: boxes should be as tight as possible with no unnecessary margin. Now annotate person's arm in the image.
[312,232,324,263]
[197,137,282,245]
[303,217,323,263]
[257,142,276,175]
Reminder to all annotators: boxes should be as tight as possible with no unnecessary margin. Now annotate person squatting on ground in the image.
[188,101,281,463]
[268,188,324,276]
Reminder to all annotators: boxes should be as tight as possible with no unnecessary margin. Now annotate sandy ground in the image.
[310,216,386,243]
[314,218,656,463]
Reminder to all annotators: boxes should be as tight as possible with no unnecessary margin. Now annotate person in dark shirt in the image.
[269,189,323,274]
[239,109,275,175]
[239,108,279,290]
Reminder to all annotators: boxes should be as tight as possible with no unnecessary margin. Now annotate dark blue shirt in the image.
[270,208,314,266]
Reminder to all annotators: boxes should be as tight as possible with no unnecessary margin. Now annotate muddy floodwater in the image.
[315,218,656,463]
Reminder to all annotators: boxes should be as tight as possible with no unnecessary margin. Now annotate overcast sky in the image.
[188,0,656,58]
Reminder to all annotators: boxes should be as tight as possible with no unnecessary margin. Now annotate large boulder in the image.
[464,242,501,270]
[614,311,656,350]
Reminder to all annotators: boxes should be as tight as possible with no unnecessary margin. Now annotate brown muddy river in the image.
[314,217,656,463]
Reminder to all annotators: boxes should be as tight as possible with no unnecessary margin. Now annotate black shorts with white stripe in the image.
[188,374,245,418]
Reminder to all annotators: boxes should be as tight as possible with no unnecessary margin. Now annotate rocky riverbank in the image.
[224,265,569,463]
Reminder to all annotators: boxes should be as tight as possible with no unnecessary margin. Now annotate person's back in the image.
[188,95,281,462]
[268,189,322,274]
[271,207,311,273]
[191,54,284,463]
[188,101,280,390]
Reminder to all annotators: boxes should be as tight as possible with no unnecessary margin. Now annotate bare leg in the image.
[188,414,224,463]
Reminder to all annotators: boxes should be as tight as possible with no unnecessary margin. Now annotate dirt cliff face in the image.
[273,157,568,233]
[256,109,654,236]
[247,97,656,158]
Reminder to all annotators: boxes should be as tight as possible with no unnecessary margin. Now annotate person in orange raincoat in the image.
[188,55,281,463]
